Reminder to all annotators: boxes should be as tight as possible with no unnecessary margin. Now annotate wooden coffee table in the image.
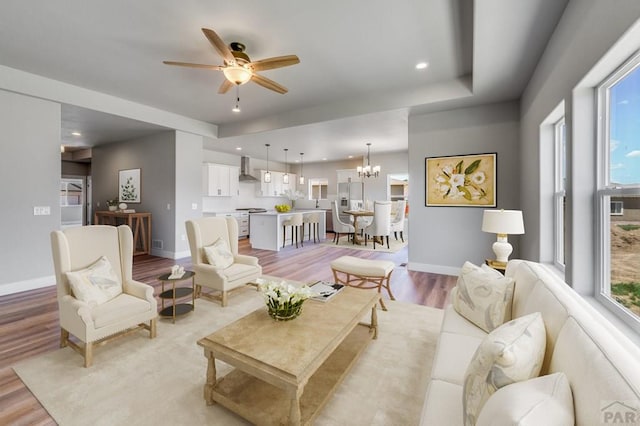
[197,286,380,425]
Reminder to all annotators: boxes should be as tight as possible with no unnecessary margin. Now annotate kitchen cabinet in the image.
[204,211,249,238]
[256,171,296,197]
[203,163,239,197]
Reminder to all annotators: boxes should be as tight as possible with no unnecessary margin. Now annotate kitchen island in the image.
[249,210,326,251]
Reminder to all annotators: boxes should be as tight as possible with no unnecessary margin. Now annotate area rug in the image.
[13,288,442,426]
[321,235,407,253]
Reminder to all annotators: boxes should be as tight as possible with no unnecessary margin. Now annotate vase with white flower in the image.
[258,280,314,321]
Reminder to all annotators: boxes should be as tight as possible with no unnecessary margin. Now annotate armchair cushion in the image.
[65,256,122,307]
[222,263,261,282]
[203,238,234,269]
[91,293,154,329]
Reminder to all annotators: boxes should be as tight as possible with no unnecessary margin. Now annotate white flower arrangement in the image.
[258,280,314,320]
[281,189,305,201]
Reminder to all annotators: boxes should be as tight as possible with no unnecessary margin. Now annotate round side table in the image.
[157,270,196,323]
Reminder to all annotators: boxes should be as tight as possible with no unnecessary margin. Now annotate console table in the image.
[94,211,152,256]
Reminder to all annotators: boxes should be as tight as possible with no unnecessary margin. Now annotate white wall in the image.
[519,0,640,293]
[0,90,61,294]
[408,101,520,275]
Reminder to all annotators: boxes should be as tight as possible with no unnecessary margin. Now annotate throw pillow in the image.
[463,312,546,426]
[65,256,123,307]
[203,238,234,269]
[476,372,574,426]
[452,261,515,332]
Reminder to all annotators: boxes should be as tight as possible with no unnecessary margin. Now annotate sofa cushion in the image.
[66,256,123,307]
[420,379,464,426]
[430,331,484,385]
[463,312,546,426]
[441,305,488,339]
[476,372,574,426]
[452,262,514,332]
[203,237,234,269]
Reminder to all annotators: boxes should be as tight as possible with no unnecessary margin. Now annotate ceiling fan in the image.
[163,28,300,95]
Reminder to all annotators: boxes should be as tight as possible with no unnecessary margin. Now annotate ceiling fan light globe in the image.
[222,66,252,85]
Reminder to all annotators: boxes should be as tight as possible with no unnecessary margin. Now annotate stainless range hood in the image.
[239,156,259,182]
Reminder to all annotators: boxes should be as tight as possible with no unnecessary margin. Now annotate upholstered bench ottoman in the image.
[330,256,395,310]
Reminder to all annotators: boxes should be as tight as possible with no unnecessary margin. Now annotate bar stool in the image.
[282,213,304,248]
[303,212,321,243]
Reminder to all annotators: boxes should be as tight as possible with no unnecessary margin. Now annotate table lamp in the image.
[481,209,525,264]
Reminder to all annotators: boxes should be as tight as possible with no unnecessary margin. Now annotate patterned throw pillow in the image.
[203,238,234,269]
[452,261,515,332]
[65,256,123,307]
[476,372,574,426]
[463,312,546,426]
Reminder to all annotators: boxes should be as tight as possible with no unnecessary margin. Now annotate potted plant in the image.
[107,199,119,211]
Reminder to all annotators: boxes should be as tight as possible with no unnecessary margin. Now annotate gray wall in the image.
[407,101,520,275]
[0,90,61,293]
[520,0,640,293]
[92,131,177,255]
[175,131,204,257]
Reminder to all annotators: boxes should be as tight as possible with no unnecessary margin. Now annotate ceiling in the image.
[0,0,568,163]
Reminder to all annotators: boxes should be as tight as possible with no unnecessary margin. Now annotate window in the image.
[596,51,640,331]
[610,200,624,215]
[553,118,567,269]
[308,178,328,200]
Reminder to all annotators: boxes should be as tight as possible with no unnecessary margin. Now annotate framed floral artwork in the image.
[425,153,496,207]
[118,168,141,203]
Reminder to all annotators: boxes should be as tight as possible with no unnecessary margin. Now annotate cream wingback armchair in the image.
[50,225,157,368]
[186,217,262,307]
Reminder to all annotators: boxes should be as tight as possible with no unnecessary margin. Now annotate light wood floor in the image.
[0,236,456,425]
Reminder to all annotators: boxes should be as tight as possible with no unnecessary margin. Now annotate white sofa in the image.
[421,259,640,425]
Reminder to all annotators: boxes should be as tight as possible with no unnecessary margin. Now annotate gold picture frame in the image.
[425,153,496,207]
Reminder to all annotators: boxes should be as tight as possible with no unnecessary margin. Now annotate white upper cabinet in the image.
[203,163,240,197]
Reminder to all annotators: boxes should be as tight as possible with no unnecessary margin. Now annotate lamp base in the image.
[492,234,513,263]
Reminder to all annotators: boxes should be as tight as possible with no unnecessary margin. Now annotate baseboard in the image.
[407,262,459,277]
[150,248,191,260]
[0,275,55,296]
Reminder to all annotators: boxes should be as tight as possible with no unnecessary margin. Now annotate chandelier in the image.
[357,143,381,178]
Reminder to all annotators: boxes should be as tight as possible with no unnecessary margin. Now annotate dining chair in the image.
[332,202,355,244]
[364,201,392,249]
[390,200,406,242]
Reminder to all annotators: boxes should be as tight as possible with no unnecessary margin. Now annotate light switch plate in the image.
[192,203,198,210]
[33,206,51,215]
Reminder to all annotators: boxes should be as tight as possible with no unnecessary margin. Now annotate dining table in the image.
[344,210,373,245]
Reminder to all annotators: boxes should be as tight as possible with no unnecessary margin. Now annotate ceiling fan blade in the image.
[201,28,235,64]
[163,61,223,70]
[218,79,234,94]
[251,73,288,94]
[249,55,300,72]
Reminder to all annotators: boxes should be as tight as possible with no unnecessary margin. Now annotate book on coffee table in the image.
[309,281,345,302]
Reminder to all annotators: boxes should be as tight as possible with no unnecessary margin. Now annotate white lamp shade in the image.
[482,210,524,235]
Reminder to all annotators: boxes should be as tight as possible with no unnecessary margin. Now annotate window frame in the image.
[595,50,640,332]
[553,118,566,270]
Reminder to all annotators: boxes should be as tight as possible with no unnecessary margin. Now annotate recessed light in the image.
[415,62,429,70]
[348,155,353,159]
[322,158,327,161]
[236,147,242,151]
[71,131,82,136]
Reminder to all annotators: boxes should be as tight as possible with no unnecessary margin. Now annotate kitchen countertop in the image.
[251,209,325,216]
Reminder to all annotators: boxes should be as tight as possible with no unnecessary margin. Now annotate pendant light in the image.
[357,142,381,178]
[299,152,305,185]
[264,144,271,183]
[283,148,289,184]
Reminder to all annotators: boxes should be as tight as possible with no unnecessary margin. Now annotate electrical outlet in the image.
[191,203,198,210]
[166,203,171,210]
[33,206,51,216]
[181,234,186,241]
